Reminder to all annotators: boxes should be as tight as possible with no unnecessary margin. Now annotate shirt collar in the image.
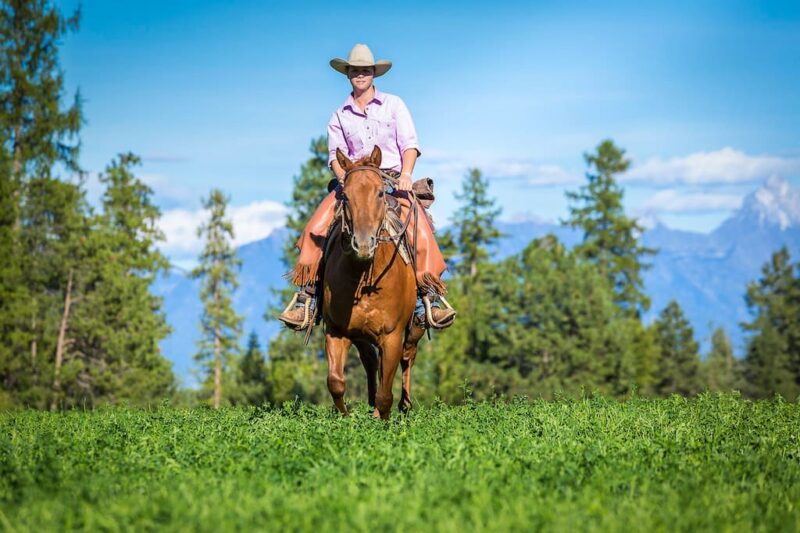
[342,86,384,115]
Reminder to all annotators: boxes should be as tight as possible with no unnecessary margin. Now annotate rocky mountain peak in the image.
[738,175,800,230]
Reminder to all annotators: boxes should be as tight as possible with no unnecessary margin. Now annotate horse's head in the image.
[337,146,387,262]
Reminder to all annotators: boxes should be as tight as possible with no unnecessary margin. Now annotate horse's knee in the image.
[327,375,346,399]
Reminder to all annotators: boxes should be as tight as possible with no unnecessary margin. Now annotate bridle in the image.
[338,165,418,261]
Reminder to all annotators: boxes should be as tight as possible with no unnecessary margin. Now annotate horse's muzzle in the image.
[351,233,377,261]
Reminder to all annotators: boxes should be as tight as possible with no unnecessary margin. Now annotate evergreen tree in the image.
[19,175,89,408]
[741,248,800,400]
[0,0,82,194]
[193,189,242,409]
[704,327,741,393]
[65,154,174,407]
[435,168,503,365]
[653,300,701,396]
[485,235,656,399]
[0,0,83,407]
[266,136,331,401]
[564,140,655,315]
[0,147,28,408]
[446,168,503,280]
[281,136,333,266]
[233,331,269,406]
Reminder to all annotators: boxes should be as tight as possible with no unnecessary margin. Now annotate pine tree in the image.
[281,136,334,266]
[704,327,740,393]
[484,235,656,399]
[653,300,701,396]
[65,154,174,407]
[741,248,799,400]
[446,168,503,278]
[437,168,503,364]
[0,148,28,408]
[19,175,89,408]
[234,331,269,406]
[193,189,243,409]
[265,136,332,401]
[0,0,82,199]
[564,140,655,316]
[446,168,502,280]
[0,0,83,407]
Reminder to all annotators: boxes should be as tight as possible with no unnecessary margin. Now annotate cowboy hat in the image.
[330,44,392,77]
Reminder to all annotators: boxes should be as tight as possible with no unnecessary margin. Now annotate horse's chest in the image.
[323,247,415,336]
[329,290,386,331]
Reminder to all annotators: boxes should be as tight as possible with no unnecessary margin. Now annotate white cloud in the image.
[641,189,743,213]
[423,150,579,187]
[159,200,287,260]
[229,201,288,246]
[626,147,800,185]
[526,164,580,186]
[159,208,207,256]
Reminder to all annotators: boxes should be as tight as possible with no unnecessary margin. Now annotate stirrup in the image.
[279,292,313,331]
[422,295,456,330]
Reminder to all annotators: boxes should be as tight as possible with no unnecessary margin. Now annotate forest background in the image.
[1,1,799,410]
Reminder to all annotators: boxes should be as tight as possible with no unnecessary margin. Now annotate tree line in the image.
[259,138,800,405]
[1,1,798,409]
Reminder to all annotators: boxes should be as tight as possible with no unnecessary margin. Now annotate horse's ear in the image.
[369,145,382,168]
[336,148,352,171]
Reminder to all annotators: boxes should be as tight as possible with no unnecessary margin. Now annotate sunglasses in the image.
[348,67,375,78]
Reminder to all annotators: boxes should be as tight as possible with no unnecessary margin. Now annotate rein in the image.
[338,166,418,260]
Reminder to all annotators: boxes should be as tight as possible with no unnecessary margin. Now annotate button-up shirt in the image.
[327,87,421,172]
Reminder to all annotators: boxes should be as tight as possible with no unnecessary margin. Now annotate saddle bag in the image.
[412,177,436,209]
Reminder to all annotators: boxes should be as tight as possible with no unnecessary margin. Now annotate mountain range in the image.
[155,177,800,385]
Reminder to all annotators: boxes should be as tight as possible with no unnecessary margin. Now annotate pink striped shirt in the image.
[327,88,421,172]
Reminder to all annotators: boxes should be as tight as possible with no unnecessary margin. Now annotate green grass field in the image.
[1,394,798,532]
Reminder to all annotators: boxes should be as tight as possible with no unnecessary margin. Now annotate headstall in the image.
[338,166,418,257]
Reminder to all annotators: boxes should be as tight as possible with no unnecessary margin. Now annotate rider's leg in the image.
[279,191,337,330]
[399,196,456,329]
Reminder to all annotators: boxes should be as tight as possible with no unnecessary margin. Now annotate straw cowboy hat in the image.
[330,44,392,77]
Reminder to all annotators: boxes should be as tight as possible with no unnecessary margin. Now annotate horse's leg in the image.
[399,323,425,413]
[325,333,352,416]
[376,332,403,421]
[354,340,378,415]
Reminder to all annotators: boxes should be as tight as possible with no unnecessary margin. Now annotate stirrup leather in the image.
[422,295,456,330]
[279,292,313,331]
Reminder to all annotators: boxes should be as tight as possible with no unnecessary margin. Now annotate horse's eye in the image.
[378,191,385,198]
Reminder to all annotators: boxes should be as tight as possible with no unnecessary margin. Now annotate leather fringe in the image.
[418,272,447,295]
[285,262,321,288]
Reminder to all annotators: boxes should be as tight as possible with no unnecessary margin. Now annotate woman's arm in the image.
[328,112,347,182]
[331,159,346,181]
[397,149,417,191]
[395,96,420,191]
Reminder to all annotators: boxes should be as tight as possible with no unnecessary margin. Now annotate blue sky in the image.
[58,0,800,267]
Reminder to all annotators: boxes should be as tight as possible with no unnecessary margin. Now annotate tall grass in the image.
[1,394,798,531]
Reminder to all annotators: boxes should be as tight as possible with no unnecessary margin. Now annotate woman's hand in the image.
[397,173,412,191]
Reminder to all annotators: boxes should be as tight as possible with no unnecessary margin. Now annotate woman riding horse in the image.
[279,43,456,330]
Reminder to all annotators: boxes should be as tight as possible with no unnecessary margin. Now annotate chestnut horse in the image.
[323,146,425,420]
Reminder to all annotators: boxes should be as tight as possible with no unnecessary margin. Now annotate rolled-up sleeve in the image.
[394,97,421,158]
[327,111,346,168]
